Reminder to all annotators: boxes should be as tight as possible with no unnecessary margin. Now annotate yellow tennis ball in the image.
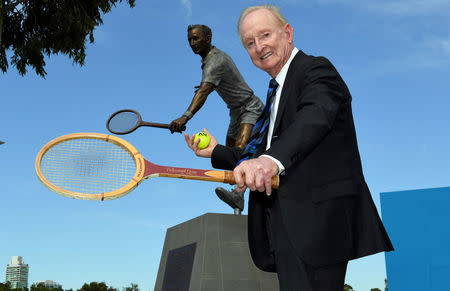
[194,132,210,149]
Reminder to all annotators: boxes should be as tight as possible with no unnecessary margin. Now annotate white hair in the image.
[237,4,288,45]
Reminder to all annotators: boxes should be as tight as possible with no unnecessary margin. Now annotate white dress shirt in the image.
[261,47,299,175]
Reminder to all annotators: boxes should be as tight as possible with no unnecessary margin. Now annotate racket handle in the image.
[212,171,279,189]
[150,165,278,189]
[141,122,185,132]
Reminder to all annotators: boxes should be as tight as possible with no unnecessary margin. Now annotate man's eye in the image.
[246,41,254,48]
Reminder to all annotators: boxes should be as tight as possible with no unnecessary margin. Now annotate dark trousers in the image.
[265,197,348,291]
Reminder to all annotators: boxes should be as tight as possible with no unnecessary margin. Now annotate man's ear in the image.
[284,23,294,44]
[206,35,212,44]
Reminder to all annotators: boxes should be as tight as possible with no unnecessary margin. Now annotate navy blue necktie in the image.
[238,78,279,165]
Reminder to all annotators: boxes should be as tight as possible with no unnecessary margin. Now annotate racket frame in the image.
[106,109,184,134]
[35,132,144,200]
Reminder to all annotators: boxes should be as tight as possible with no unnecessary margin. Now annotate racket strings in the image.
[40,138,136,195]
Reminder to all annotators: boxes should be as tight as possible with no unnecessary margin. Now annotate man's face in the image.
[188,28,210,56]
[240,9,293,78]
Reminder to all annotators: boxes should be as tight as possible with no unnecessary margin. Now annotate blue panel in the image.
[380,187,450,291]
[431,265,450,291]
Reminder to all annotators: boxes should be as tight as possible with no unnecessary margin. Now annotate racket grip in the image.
[224,171,279,189]
[168,124,186,133]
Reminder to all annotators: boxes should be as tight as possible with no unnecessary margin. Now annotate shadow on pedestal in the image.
[154,213,279,291]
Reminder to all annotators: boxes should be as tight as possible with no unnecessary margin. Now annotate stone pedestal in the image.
[154,213,279,291]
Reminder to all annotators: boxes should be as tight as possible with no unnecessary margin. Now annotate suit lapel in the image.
[272,51,304,137]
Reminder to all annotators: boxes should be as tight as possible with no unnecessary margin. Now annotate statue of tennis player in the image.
[170,24,263,213]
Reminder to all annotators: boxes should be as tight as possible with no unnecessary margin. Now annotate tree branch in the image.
[0,1,3,47]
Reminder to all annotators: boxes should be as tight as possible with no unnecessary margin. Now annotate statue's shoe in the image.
[215,187,244,211]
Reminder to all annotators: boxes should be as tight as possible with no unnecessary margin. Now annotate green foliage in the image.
[78,282,106,291]
[0,282,28,291]
[0,282,12,291]
[0,282,128,291]
[0,0,135,77]
[76,282,118,291]
[123,283,138,291]
[370,289,382,291]
[30,283,62,291]
[344,283,354,291]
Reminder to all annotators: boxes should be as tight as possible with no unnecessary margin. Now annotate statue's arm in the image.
[169,82,215,133]
[187,82,215,114]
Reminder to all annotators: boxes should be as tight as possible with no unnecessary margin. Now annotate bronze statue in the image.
[170,24,263,213]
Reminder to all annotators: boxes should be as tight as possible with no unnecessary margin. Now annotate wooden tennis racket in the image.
[35,133,279,200]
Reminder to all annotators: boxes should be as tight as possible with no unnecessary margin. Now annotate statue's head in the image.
[187,24,212,57]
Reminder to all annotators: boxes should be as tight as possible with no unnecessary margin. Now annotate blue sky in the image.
[1,0,449,290]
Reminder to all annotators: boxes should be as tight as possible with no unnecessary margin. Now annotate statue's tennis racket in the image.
[106,109,185,134]
[35,133,279,201]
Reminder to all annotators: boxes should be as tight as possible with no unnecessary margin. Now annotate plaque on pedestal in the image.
[154,213,279,291]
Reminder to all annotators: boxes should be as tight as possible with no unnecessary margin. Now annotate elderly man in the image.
[170,24,263,212]
[185,5,393,291]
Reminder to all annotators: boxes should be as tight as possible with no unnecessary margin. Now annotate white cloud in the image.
[317,0,450,16]
[370,0,450,16]
[307,0,450,72]
[368,36,450,75]
[422,37,450,64]
[435,39,450,55]
[181,0,192,18]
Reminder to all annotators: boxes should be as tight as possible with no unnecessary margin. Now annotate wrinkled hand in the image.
[233,156,279,195]
[184,128,218,158]
[169,116,188,133]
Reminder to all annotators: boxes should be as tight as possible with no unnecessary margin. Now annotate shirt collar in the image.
[274,47,299,86]
[201,46,216,65]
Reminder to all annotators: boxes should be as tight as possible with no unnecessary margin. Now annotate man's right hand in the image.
[169,116,189,133]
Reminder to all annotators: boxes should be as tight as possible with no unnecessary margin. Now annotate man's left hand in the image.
[184,128,218,158]
[233,156,279,195]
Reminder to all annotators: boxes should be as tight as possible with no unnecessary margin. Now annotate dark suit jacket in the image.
[211,50,394,270]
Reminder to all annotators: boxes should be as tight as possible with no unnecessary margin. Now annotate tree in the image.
[0,282,28,291]
[123,284,138,291]
[343,284,354,291]
[0,282,12,291]
[31,283,60,291]
[0,0,135,77]
[30,283,62,291]
[77,282,117,291]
